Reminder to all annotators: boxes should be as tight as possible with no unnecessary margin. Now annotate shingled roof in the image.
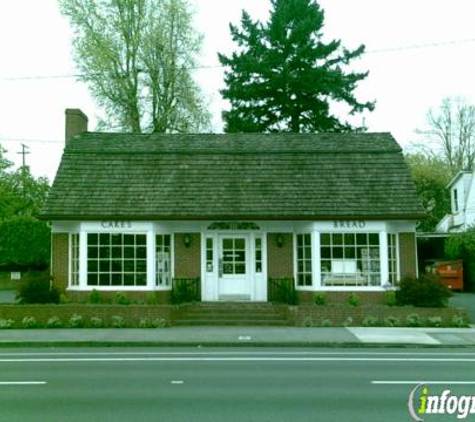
[40,132,425,220]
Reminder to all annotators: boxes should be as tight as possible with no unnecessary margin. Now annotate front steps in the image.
[173,302,293,326]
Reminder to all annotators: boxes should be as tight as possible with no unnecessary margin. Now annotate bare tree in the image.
[416,97,475,172]
[60,0,210,133]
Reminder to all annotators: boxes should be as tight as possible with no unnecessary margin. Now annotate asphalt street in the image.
[0,347,474,422]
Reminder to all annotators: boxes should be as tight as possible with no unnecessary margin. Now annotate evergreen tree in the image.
[219,0,374,133]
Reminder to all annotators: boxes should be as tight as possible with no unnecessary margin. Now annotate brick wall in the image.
[267,233,294,278]
[174,233,201,278]
[399,232,417,279]
[297,291,386,305]
[51,233,69,291]
[66,290,172,304]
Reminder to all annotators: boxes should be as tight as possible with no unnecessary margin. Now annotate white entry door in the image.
[218,235,250,300]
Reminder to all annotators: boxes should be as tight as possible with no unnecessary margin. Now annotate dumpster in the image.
[426,260,464,291]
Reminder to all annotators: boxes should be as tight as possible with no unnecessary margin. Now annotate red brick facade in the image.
[399,232,418,279]
[51,233,69,292]
[174,233,201,278]
[267,233,294,278]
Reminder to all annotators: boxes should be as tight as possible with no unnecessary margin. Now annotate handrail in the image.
[268,277,297,305]
[172,277,201,304]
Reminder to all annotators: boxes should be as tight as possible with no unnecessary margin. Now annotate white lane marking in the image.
[0,381,46,385]
[0,357,475,363]
[171,381,184,385]
[372,381,475,385]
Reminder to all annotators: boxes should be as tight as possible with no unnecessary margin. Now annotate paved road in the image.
[0,347,474,422]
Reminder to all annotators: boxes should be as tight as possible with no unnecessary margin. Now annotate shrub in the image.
[427,316,442,327]
[396,274,452,308]
[452,314,469,328]
[0,319,14,329]
[302,317,313,327]
[152,318,167,328]
[348,293,361,307]
[445,228,475,291]
[90,317,103,328]
[406,313,421,327]
[111,316,126,328]
[59,293,70,304]
[343,317,353,327]
[46,316,63,328]
[384,316,400,327]
[88,289,103,304]
[321,319,332,327]
[362,316,379,327]
[114,292,130,305]
[384,291,397,307]
[146,293,159,306]
[22,316,38,328]
[69,314,84,328]
[313,293,326,306]
[139,317,151,328]
[16,270,60,304]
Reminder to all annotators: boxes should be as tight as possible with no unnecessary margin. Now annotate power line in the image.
[0,37,474,82]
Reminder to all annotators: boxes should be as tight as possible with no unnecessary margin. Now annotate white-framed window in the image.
[320,233,380,287]
[296,233,312,287]
[388,233,399,285]
[70,233,79,286]
[255,237,262,273]
[86,233,147,287]
[206,237,214,273]
[453,189,459,212]
[156,234,171,286]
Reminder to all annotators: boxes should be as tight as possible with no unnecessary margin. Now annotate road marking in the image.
[372,381,475,385]
[171,381,184,385]
[0,381,46,385]
[1,357,475,363]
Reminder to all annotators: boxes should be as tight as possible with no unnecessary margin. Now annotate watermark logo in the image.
[408,384,475,420]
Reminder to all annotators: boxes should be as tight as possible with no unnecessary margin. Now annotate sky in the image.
[1,0,475,181]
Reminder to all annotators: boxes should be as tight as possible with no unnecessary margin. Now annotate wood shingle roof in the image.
[41,132,425,220]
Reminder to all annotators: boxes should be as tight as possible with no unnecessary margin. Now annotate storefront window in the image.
[156,234,171,286]
[296,233,312,287]
[87,233,147,287]
[320,233,380,287]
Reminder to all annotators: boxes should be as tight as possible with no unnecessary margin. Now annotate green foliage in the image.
[219,0,374,133]
[313,293,326,306]
[0,319,14,329]
[145,293,159,305]
[0,217,50,270]
[302,317,313,327]
[362,316,379,327]
[384,316,400,327]
[342,317,353,327]
[69,314,85,328]
[396,274,452,307]
[16,270,60,304]
[111,315,126,328]
[384,291,397,307]
[90,317,103,328]
[426,316,442,327]
[22,316,38,328]
[348,293,361,307]
[114,292,130,305]
[406,313,421,327]
[452,314,469,328]
[321,319,332,327]
[60,0,210,133]
[46,316,63,328]
[445,228,475,292]
[153,318,167,328]
[404,153,452,232]
[88,289,103,304]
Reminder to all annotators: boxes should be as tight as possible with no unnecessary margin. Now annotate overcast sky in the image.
[1,0,475,181]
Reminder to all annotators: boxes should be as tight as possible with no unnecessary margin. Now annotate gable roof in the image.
[40,132,425,221]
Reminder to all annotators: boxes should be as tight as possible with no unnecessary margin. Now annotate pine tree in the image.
[219,0,374,133]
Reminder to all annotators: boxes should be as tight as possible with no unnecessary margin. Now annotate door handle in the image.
[219,258,223,277]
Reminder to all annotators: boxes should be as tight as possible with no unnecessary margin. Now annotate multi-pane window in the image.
[255,237,262,273]
[206,238,214,273]
[320,233,380,287]
[296,234,312,287]
[70,233,79,286]
[388,233,398,285]
[156,234,171,286]
[87,233,147,287]
[222,238,246,275]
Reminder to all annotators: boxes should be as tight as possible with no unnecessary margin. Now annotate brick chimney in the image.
[65,108,88,142]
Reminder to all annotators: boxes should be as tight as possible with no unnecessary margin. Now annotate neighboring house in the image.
[40,109,425,303]
[436,171,475,233]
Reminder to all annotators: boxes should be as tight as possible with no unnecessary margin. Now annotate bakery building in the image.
[40,109,424,302]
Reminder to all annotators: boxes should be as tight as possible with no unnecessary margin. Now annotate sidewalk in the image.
[1,326,475,347]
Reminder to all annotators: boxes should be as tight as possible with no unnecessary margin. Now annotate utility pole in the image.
[17,143,30,196]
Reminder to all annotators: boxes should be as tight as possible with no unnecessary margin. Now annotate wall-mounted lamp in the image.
[276,233,284,248]
[183,233,192,248]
